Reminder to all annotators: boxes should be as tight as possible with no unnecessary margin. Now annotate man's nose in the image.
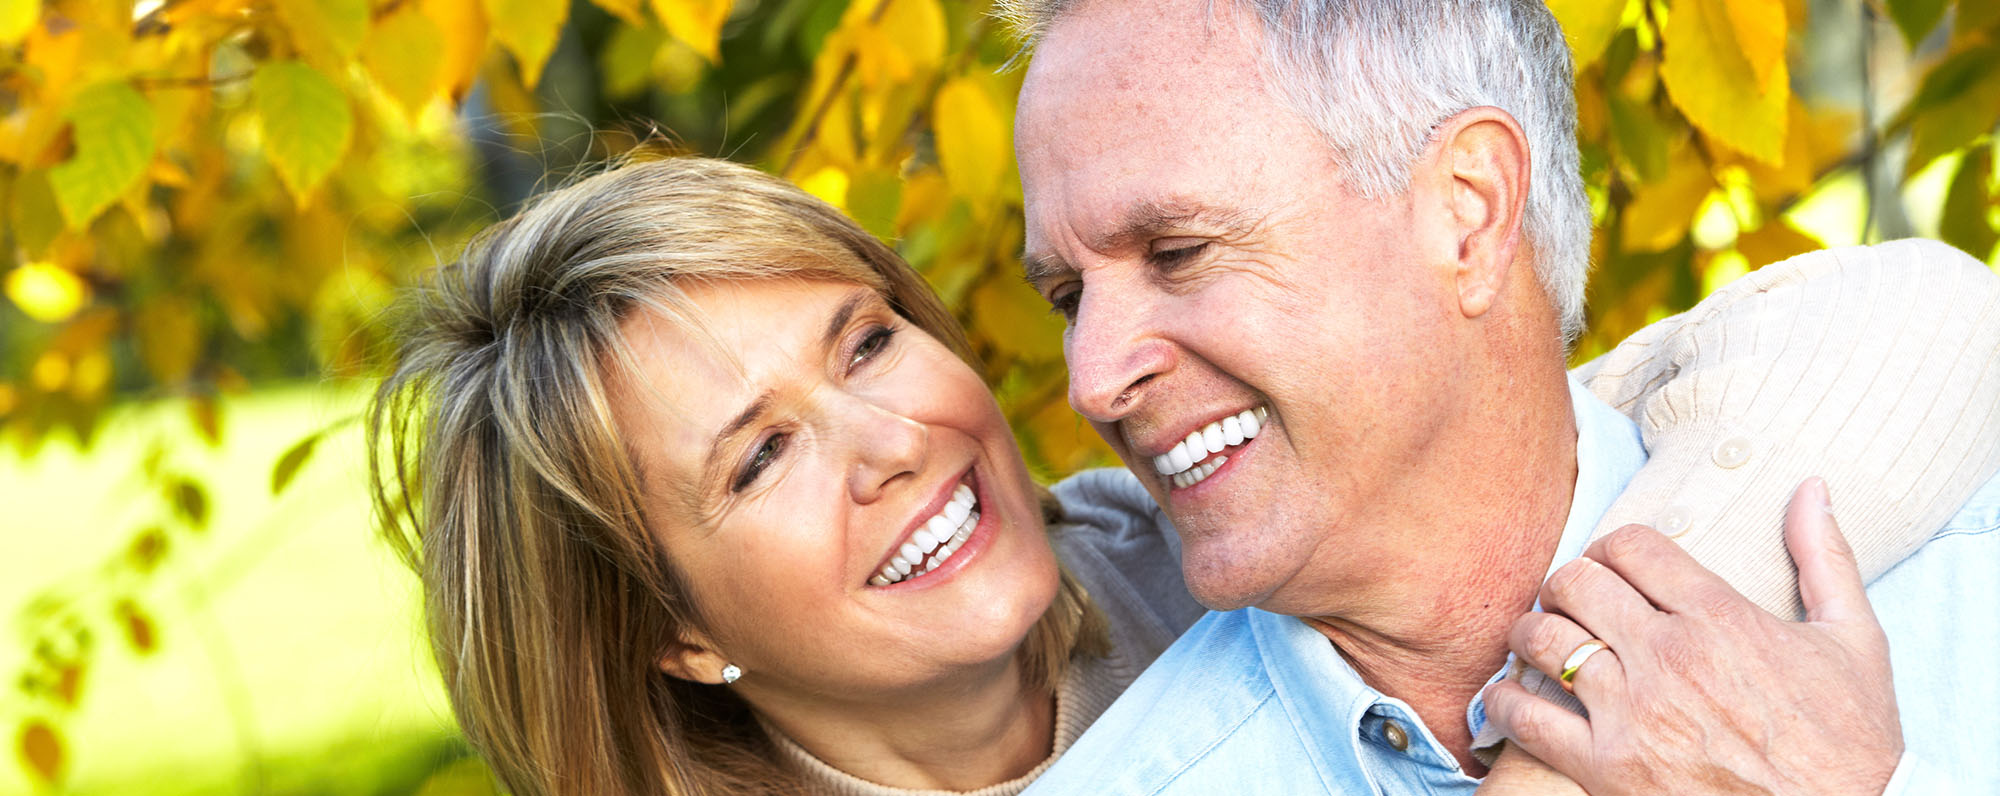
[1066,289,1174,424]
[844,396,929,504]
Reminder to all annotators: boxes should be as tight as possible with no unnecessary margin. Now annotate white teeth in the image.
[1152,407,1267,480]
[871,484,982,586]
[1170,455,1228,489]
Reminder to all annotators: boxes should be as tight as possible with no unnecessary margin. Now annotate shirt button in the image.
[1383,719,1410,751]
[1712,436,1753,469]
[1658,505,1694,538]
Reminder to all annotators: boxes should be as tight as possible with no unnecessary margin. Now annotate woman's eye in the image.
[733,434,786,492]
[849,326,896,368]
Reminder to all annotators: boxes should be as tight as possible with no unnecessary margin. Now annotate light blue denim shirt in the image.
[1026,378,2000,794]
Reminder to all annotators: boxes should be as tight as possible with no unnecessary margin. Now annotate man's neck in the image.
[1302,362,1581,774]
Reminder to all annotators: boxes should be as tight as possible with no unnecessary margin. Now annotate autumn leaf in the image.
[362,5,447,120]
[1721,0,1785,86]
[272,0,370,72]
[484,0,569,87]
[170,478,210,528]
[114,599,159,654]
[270,431,321,494]
[972,274,1063,362]
[1897,44,2000,177]
[1660,0,1788,165]
[48,80,156,229]
[0,0,38,46]
[1620,147,1714,252]
[1547,0,1626,70]
[651,0,733,63]
[1735,219,1822,267]
[1941,147,1997,260]
[934,76,1010,204]
[18,720,63,783]
[4,262,91,323]
[253,61,353,206]
[422,0,489,101]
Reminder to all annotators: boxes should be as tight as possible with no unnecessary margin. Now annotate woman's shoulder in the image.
[1050,468,1208,652]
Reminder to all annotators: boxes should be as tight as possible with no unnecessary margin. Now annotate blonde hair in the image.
[368,156,1109,796]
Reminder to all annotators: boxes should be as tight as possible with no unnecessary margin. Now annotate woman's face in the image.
[610,278,1059,709]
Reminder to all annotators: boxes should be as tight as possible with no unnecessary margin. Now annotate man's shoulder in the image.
[1027,608,1340,794]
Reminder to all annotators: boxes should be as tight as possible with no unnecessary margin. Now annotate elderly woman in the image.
[368,156,1995,795]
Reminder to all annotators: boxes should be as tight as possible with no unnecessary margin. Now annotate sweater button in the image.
[1659,505,1695,538]
[1712,436,1753,469]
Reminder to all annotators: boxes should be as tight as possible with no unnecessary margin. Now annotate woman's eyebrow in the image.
[705,288,873,477]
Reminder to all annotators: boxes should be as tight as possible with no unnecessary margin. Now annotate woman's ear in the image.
[658,633,734,685]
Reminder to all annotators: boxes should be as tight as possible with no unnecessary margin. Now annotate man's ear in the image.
[1433,107,1531,320]
[657,632,733,685]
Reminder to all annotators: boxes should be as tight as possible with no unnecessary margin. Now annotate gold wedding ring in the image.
[1558,638,1611,692]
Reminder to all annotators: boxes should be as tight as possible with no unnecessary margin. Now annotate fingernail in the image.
[1808,476,1833,517]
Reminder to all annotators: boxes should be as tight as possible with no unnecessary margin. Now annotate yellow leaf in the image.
[363,5,447,120]
[114,599,158,654]
[1734,219,1820,268]
[797,165,849,209]
[5,262,90,322]
[18,719,63,783]
[422,0,488,102]
[1741,99,1816,201]
[589,0,645,26]
[48,80,156,229]
[1620,147,1713,252]
[650,0,732,63]
[1547,0,1626,70]
[272,0,370,71]
[485,0,568,87]
[1721,0,1785,87]
[934,75,1009,203]
[972,274,1063,362]
[253,61,353,206]
[843,0,944,88]
[0,0,38,47]
[1660,0,1788,165]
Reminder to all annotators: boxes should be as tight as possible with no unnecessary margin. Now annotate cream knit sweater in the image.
[786,239,2000,794]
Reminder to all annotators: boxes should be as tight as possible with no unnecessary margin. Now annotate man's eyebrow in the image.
[1021,199,1258,283]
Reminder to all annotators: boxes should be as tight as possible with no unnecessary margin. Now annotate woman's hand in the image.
[1482,478,1903,795]
[1473,742,1587,795]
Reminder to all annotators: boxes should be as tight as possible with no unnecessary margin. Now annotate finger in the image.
[1786,477,1879,629]
[1538,554,1658,648]
[1481,679,1596,777]
[1508,611,1625,705]
[1585,523,1749,619]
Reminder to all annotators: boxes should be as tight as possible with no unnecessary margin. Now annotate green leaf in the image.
[270,431,321,494]
[1883,0,1947,49]
[1941,147,1997,260]
[1547,0,1627,70]
[170,478,210,528]
[1899,44,2000,176]
[253,61,353,206]
[272,0,370,71]
[48,81,156,230]
[484,0,568,87]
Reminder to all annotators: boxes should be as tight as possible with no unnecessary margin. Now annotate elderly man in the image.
[1006,0,2000,793]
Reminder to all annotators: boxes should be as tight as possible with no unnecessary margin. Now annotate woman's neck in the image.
[754,658,1057,791]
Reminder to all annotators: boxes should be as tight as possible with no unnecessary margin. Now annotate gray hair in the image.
[1001,0,1591,343]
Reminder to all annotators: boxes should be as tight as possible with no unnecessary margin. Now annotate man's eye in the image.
[1150,241,1209,267]
[1048,287,1082,322]
[733,434,786,492]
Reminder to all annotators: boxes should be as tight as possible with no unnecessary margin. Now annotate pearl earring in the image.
[721,664,742,684]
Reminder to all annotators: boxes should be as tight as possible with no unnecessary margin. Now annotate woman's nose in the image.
[845,399,929,504]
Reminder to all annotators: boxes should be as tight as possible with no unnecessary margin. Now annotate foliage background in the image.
[2,0,1997,791]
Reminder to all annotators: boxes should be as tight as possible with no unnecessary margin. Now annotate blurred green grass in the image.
[1,384,497,795]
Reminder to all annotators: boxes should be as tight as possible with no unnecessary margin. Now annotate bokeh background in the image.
[3,0,1997,792]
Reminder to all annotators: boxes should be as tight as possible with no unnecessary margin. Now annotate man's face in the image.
[1017,0,1473,613]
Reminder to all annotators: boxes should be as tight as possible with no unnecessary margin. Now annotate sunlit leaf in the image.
[127,527,170,574]
[971,274,1062,361]
[17,719,62,783]
[272,0,370,71]
[1734,218,1821,267]
[484,0,568,87]
[1548,0,1627,70]
[1899,44,2000,176]
[1660,0,1788,164]
[1721,0,1785,87]
[0,0,37,46]
[48,80,156,229]
[934,75,1009,203]
[422,0,489,101]
[52,663,82,707]
[1941,147,1997,259]
[113,599,158,654]
[1883,0,1947,49]
[651,0,733,62]
[190,394,222,446]
[4,262,90,323]
[253,61,353,206]
[170,478,210,528]
[1620,148,1714,252]
[271,432,321,494]
[363,5,447,120]
[847,167,903,240]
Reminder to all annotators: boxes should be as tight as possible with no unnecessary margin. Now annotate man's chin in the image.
[1180,551,1286,612]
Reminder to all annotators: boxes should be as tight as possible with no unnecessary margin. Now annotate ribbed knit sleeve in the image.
[1503,239,2000,717]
